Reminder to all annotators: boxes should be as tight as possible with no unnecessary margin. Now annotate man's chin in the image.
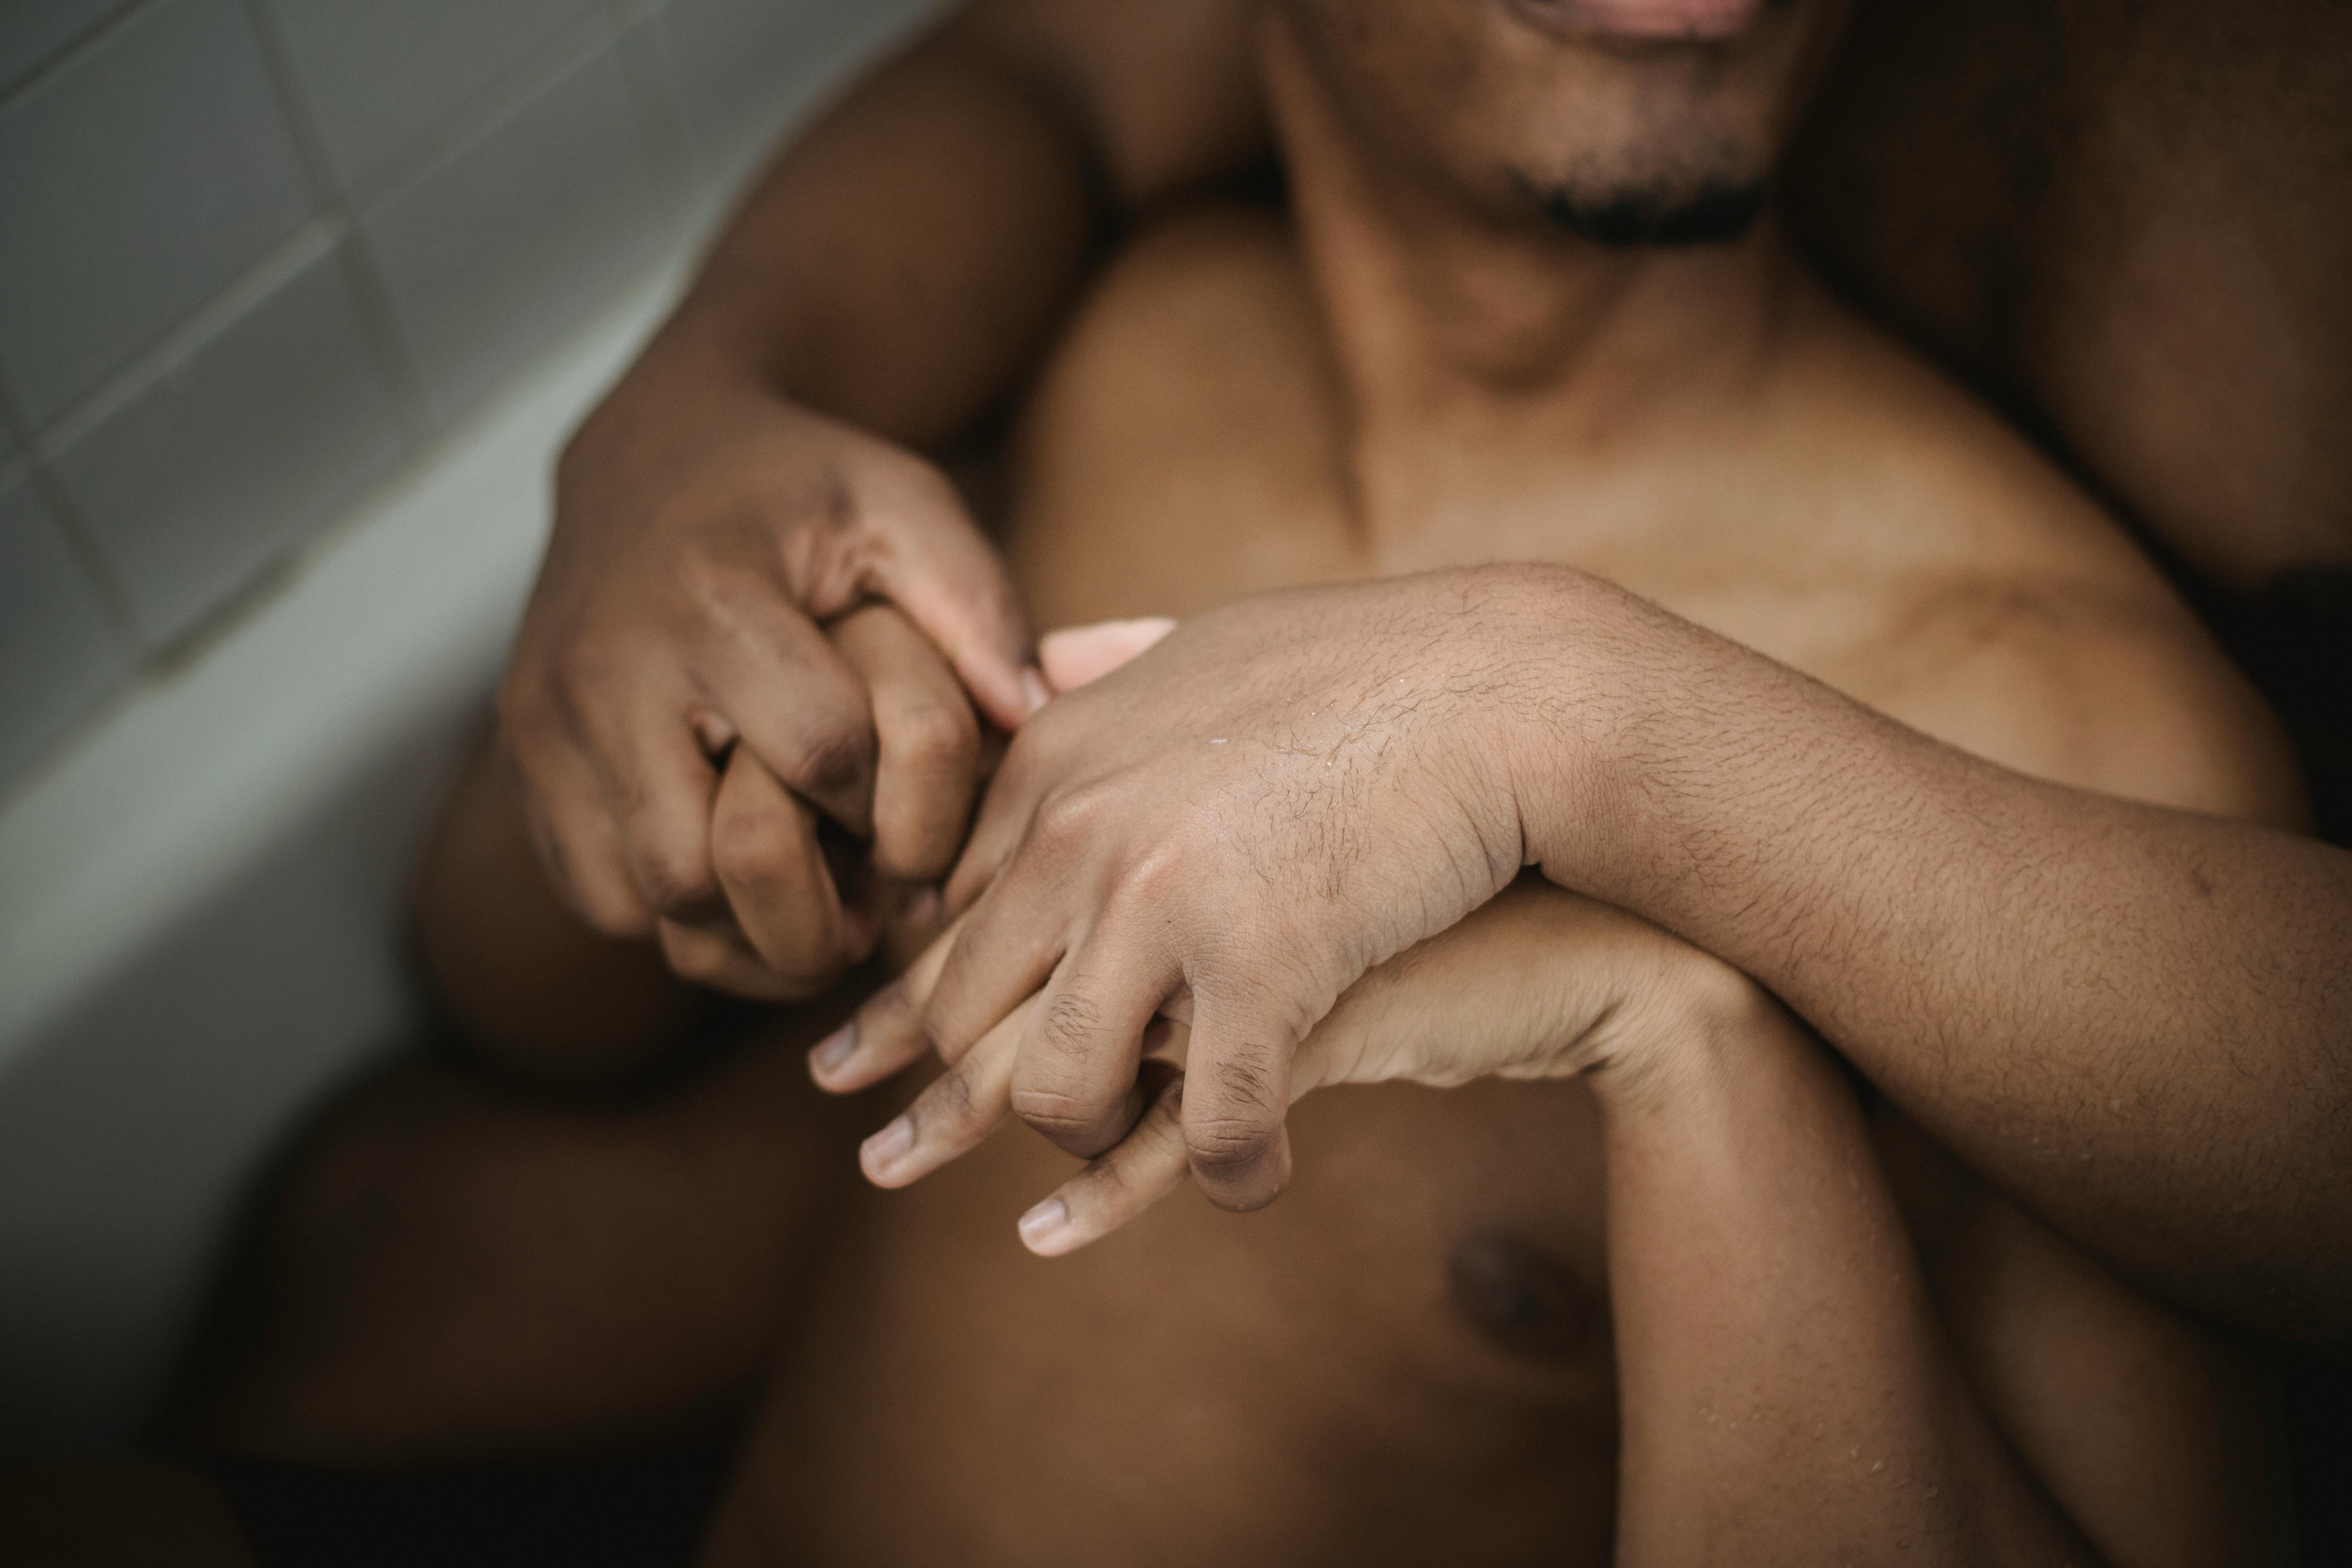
[1508,0,1771,45]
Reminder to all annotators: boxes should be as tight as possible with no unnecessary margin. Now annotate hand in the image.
[667,613,1176,997]
[820,568,1577,1211]
[818,877,1768,1252]
[652,604,978,998]
[499,343,1044,998]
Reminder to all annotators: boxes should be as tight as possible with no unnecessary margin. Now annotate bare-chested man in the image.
[198,1,2305,1562]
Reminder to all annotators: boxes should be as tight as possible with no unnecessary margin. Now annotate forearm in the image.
[1601,985,2092,1565]
[588,26,1105,458]
[1508,568,2352,1343]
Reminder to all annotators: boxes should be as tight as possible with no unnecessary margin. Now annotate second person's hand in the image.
[819,876,1770,1254]
[813,568,1592,1210]
[499,334,1046,1000]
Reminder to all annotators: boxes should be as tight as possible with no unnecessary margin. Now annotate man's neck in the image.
[1262,21,1797,515]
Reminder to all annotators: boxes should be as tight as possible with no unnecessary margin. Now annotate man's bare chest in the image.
[993,207,1944,702]
[740,1076,1622,1566]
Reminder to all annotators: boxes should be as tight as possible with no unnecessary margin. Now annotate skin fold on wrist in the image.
[1579,941,1780,1117]
[1470,564,1661,893]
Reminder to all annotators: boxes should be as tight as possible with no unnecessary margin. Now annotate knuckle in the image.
[918,1063,979,1130]
[660,930,726,985]
[1212,1046,1282,1112]
[577,891,650,942]
[1038,989,1108,1060]
[784,717,876,802]
[1009,1083,1106,1143]
[1031,780,1114,855]
[630,842,717,916]
[541,833,646,938]
[870,827,949,884]
[1107,839,1188,907]
[865,450,955,527]
[1184,1054,1282,1185]
[887,693,980,775]
[811,468,865,536]
[709,808,792,893]
[1071,1159,1132,1209]
[1185,1115,1278,1180]
[787,474,874,610]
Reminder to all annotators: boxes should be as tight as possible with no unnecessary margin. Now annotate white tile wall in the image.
[0,0,313,425]
[53,231,407,644]
[363,30,681,427]
[0,0,133,97]
[0,474,132,782]
[0,0,952,1458]
[0,0,946,795]
[261,0,605,187]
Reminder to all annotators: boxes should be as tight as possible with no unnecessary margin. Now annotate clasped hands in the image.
[512,446,1767,1252]
[801,576,1781,1253]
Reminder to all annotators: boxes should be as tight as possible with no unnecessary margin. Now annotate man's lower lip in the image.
[1510,0,1770,43]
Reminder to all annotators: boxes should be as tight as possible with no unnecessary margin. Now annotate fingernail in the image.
[1017,1196,1069,1251]
[1019,667,1051,718]
[810,1022,856,1075]
[862,1116,913,1175]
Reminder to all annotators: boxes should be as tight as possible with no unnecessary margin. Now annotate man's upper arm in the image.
[945,0,1270,209]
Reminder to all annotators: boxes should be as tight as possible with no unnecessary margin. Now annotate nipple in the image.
[1446,1229,1594,1363]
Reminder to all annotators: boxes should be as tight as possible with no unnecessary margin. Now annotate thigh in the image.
[201,1012,875,1468]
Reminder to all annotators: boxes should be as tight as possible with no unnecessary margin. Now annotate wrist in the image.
[624,300,780,412]
[1472,564,1661,895]
[1585,945,1786,1116]
[556,310,788,503]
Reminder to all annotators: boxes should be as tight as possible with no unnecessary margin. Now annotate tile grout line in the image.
[335,4,629,218]
[8,0,345,474]
[83,1,706,663]
[0,0,713,794]
[0,0,155,115]
[624,0,729,196]
[13,0,693,475]
[33,217,347,462]
[607,0,703,201]
[233,0,431,443]
[258,1,652,443]
[0,373,147,671]
[0,0,206,655]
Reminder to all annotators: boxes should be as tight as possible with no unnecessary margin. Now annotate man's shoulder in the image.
[1031,202,1330,446]
[949,0,1267,208]
[1775,288,2307,829]
[1862,571,2306,828]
